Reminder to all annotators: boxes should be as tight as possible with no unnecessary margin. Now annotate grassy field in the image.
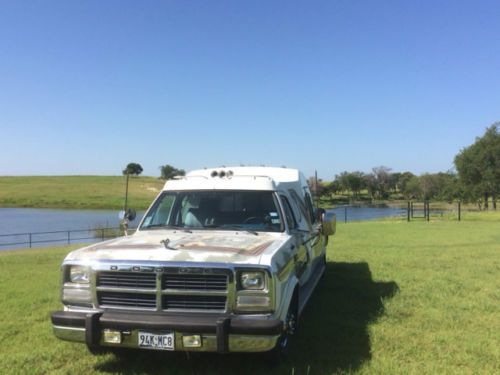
[0,176,165,210]
[0,213,499,374]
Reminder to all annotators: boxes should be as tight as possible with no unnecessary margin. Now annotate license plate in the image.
[138,331,175,350]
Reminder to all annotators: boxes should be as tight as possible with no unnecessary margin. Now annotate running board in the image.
[298,258,325,316]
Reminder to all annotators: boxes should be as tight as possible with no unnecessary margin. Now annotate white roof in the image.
[162,166,306,192]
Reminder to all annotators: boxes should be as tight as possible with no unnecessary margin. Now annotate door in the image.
[280,195,309,284]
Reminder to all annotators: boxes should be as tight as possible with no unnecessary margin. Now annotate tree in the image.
[346,171,365,198]
[419,173,442,200]
[122,162,143,176]
[455,123,500,209]
[397,172,416,194]
[308,176,325,197]
[435,172,460,202]
[323,180,340,198]
[159,164,186,180]
[334,171,350,195]
[372,166,392,199]
[403,176,422,199]
[389,172,401,193]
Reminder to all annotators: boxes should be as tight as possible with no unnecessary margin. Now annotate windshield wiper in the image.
[142,224,192,233]
[142,224,167,229]
[204,224,258,236]
[166,225,193,233]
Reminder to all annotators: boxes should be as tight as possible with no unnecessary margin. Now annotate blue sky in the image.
[1,1,499,180]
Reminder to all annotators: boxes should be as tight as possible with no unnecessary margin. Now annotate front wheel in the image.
[271,298,298,359]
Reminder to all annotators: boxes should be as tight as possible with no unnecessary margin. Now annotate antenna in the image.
[314,170,319,208]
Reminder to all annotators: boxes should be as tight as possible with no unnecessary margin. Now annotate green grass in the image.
[0,176,165,210]
[1,213,499,374]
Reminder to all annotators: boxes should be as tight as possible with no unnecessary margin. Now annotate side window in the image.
[280,195,297,230]
[287,190,303,224]
[142,193,175,227]
[304,192,316,224]
[289,189,316,228]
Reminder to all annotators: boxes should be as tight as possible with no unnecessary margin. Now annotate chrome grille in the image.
[98,292,156,309]
[95,268,230,312]
[97,271,156,289]
[163,273,228,291]
[163,295,226,310]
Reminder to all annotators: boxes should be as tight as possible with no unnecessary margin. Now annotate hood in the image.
[65,230,285,265]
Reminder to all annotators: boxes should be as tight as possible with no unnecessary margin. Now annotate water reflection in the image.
[0,205,405,250]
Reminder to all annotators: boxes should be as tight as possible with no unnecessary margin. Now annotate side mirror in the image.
[316,208,326,223]
[118,209,136,222]
[321,211,336,236]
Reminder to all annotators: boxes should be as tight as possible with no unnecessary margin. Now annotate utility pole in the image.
[314,170,319,207]
[124,172,129,213]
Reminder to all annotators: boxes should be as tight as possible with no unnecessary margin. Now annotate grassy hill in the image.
[0,212,498,374]
[0,176,165,210]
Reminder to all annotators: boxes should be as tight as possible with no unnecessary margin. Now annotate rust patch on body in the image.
[85,243,159,251]
[83,235,275,257]
[179,241,274,256]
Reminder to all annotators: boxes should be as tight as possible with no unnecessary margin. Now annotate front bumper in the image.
[51,310,283,353]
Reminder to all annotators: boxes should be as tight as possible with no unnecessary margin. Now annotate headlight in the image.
[69,265,90,284]
[240,271,265,290]
[63,265,92,306]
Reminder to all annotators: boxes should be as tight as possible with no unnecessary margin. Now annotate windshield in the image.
[140,190,284,232]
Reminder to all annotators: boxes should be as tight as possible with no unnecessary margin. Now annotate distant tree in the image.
[323,180,340,198]
[455,123,500,209]
[389,172,401,193]
[307,176,325,197]
[122,162,143,176]
[331,172,363,199]
[419,173,442,200]
[403,176,422,199]
[397,172,416,194]
[346,171,365,198]
[435,172,460,202]
[334,171,350,194]
[159,164,186,180]
[372,166,392,199]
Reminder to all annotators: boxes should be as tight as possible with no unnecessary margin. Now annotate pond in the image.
[327,205,407,223]
[0,205,406,250]
[0,208,145,250]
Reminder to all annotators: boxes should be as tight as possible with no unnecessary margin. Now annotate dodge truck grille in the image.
[97,271,156,289]
[163,273,228,291]
[98,292,157,309]
[163,295,227,310]
[95,268,230,312]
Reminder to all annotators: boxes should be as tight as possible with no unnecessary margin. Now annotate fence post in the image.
[344,206,347,223]
[67,231,70,244]
[458,201,461,221]
[426,201,430,221]
[29,233,32,248]
[407,201,410,222]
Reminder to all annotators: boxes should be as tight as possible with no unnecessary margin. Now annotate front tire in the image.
[270,297,298,359]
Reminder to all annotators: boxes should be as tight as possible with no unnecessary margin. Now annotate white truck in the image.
[51,167,336,355]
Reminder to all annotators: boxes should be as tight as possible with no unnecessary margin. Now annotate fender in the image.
[275,273,300,321]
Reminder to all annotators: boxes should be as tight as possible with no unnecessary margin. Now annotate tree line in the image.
[121,123,499,210]
[122,163,185,180]
[312,123,499,210]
